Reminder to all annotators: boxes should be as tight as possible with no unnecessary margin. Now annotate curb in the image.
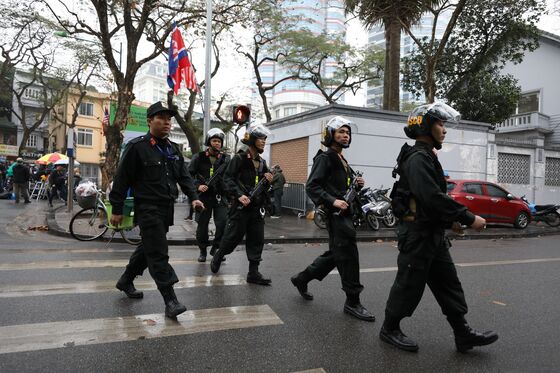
[46,209,560,245]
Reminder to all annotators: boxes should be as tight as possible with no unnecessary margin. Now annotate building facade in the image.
[256,0,347,120]
[49,89,110,184]
[265,104,560,205]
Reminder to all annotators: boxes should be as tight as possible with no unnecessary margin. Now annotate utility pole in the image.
[203,0,212,136]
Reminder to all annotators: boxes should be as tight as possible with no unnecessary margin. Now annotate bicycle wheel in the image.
[69,207,109,241]
[120,225,142,245]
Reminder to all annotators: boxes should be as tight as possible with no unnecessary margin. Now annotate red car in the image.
[447,179,531,229]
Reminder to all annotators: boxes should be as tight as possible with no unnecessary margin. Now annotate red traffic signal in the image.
[233,105,250,125]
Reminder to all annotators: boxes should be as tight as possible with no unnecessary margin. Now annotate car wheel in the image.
[514,211,529,229]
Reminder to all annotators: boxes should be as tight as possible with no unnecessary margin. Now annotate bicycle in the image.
[69,188,141,245]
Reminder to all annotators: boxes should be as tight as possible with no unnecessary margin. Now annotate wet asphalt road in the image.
[0,201,559,372]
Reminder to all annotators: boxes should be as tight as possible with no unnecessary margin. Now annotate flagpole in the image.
[203,0,212,136]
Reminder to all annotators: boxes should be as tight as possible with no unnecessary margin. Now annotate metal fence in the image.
[281,182,309,218]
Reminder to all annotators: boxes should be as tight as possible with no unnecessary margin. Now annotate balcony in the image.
[496,112,551,133]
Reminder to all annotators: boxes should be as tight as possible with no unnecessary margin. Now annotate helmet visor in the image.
[207,128,225,139]
[248,124,272,139]
[408,102,461,130]
[326,116,358,134]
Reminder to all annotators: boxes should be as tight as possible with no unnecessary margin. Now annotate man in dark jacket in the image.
[188,128,230,262]
[12,157,31,204]
[379,102,498,353]
[48,165,67,207]
[109,101,204,318]
[270,165,285,218]
[290,116,375,322]
[210,124,273,285]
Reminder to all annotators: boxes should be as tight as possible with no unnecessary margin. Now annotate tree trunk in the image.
[99,91,133,190]
[424,59,436,104]
[258,82,272,122]
[18,127,30,156]
[385,17,401,111]
[169,90,201,155]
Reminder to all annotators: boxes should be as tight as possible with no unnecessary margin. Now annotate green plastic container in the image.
[105,197,135,229]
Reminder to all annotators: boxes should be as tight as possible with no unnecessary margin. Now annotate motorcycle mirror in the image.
[507,193,514,200]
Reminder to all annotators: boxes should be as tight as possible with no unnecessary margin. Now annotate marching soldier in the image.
[210,124,273,285]
[188,128,230,262]
[110,101,204,318]
[380,102,498,352]
[290,116,376,322]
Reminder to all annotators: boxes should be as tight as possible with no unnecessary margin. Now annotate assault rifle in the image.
[334,170,362,216]
[197,161,228,188]
[236,176,270,210]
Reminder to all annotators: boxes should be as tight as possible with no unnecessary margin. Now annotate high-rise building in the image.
[366,12,451,109]
[257,0,347,120]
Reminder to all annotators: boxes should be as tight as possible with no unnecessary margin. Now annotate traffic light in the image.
[233,105,250,125]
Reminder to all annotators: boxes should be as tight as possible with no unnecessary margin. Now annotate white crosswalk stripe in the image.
[0,275,246,298]
[0,258,205,271]
[0,304,283,355]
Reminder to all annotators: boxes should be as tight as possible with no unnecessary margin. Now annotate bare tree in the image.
[234,0,303,122]
[41,0,248,188]
[0,5,81,155]
[280,32,383,104]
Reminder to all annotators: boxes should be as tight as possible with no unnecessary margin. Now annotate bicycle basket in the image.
[77,194,97,209]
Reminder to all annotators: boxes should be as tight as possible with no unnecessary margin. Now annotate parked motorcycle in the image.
[521,195,560,227]
[361,187,398,228]
[313,173,379,231]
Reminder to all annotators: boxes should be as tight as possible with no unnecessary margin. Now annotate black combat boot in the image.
[290,271,313,300]
[198,247,207,263]
[246,261,272,286]
[209,246,225,261]
[379,314,418,352]
[160,286,187,318]
[449,317,499,353]
[343,294,375,322]
[210,249,225,273]
[115,272,143,299]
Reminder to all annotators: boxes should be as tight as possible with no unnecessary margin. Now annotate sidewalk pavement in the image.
[42,200,560,245]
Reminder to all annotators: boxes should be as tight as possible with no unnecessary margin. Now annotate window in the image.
[517,91,539,114]
[461,183,483,195]
[79,163,99,185]
[77,128,93,146]
[498,153,530,184]
[283,107,296,116]
[446,182,456,193]
[485,184,508,198]
[545,157,560,186]
[78,102,94,116]
[26,134,38,148]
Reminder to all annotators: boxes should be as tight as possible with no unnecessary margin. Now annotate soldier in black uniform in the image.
[379,102,498,352]
[210,124,273,285]
[110,101,204,318]
[290,116,375,322]
[188,128,230,262]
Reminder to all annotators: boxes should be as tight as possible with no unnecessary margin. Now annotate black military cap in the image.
[146,101,178,118]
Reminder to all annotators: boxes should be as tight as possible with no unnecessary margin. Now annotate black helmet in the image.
[404,102,461,140]
[241,124,270,146]
[205,128,225,147]
[321,116,357,149]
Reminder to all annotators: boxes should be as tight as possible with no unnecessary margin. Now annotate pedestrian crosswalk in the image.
[0,237,283,360]
[0,304,282,355]
[0,275,246,298]
[0,258,205,271]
